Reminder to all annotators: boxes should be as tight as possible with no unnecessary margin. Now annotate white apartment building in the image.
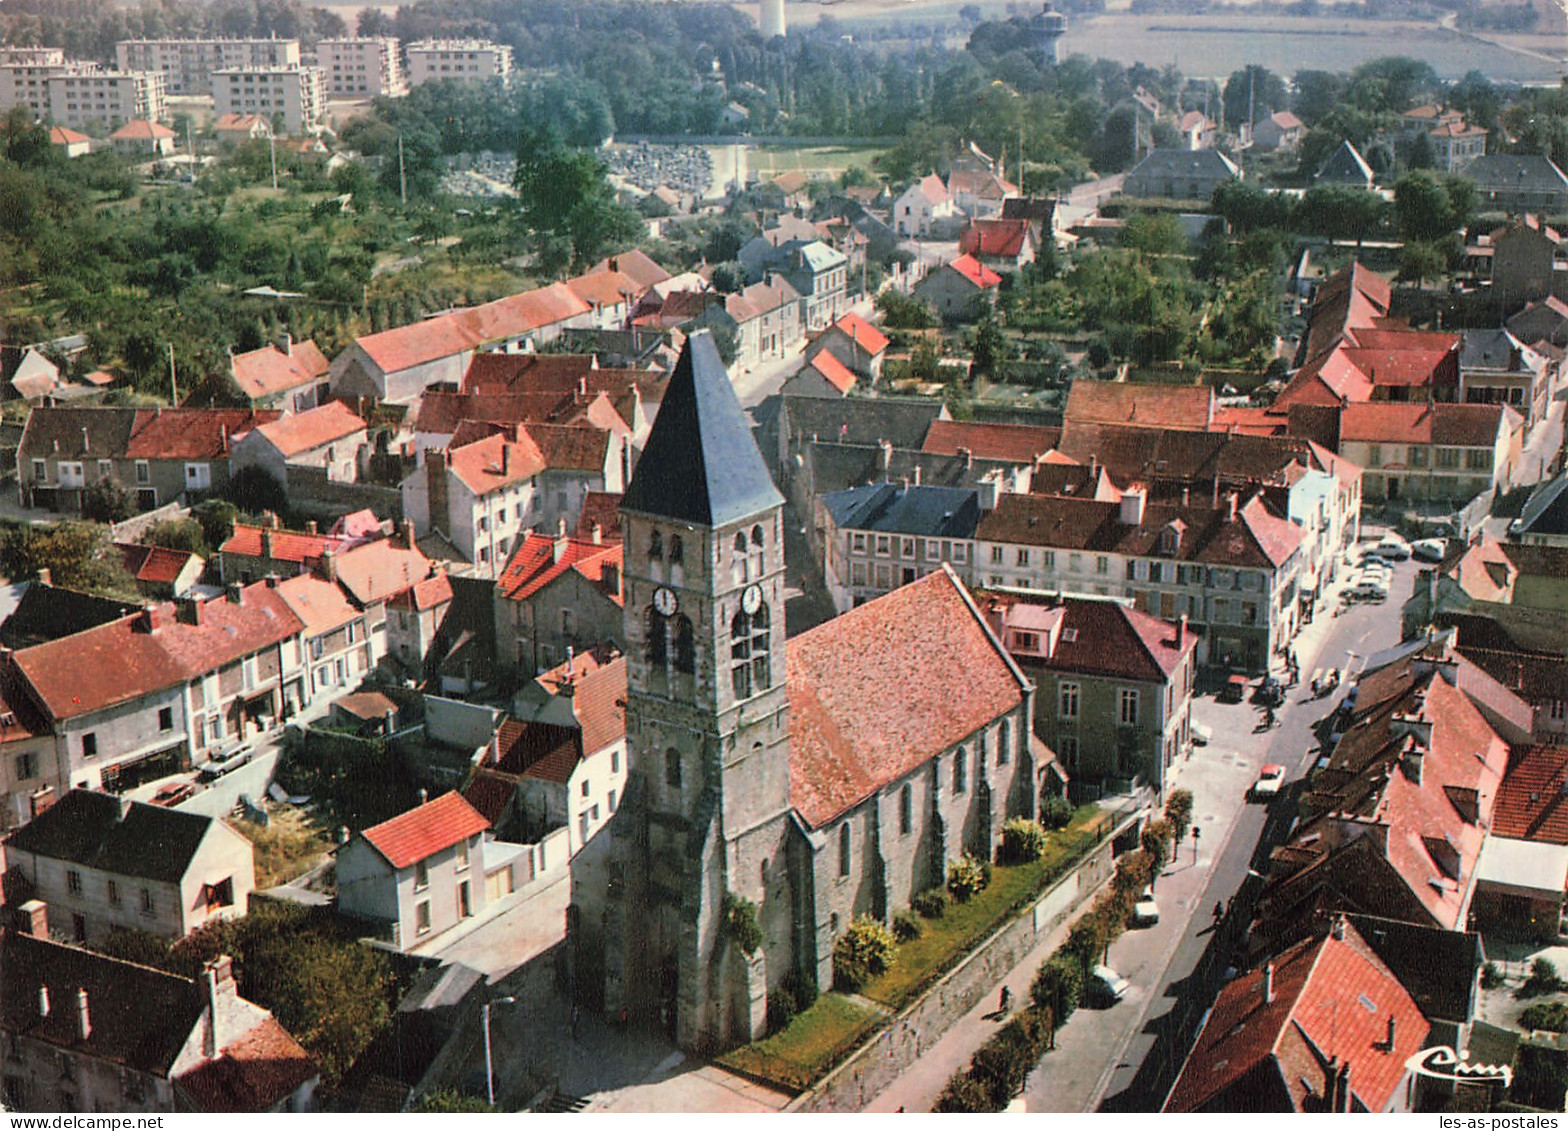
[0,52,70,119]
[213,65,323,135]
[46,69,166,130]
[405,39,513,87]
[115,37,300,95]
[318,37,405,98]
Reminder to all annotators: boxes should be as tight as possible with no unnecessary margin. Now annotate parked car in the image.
[1253,678,1285,707]
[1190,720,1213,746]
[1350,579,1388,601]
[1251,763,1286,799]
[1089,964,1131,1005]
[1411,538,1448,562]
[1373,535,1411,560]
[1133,887,1160,926]
[150,781,195,807]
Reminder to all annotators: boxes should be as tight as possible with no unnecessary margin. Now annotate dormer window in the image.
[1160,522,1184,555]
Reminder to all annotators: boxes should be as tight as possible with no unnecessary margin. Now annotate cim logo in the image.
[1404,1046,1513,1088]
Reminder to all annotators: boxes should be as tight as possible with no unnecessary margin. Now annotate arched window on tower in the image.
[730,602,771,699]
[751,524,765,548]
[673,614,695,674]
[838,822,851,878]
[669,534,684,564]
[649,529,664,561]
[731,531,747,585]
[750,523,766,578]
[646,606,668,666]
[665,748,682,789]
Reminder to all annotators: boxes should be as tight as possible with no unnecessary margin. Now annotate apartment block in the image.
[318,37,405,98]
[212,65,323,135]
[0,54,71,119]
[115,37,300,95]
[46,69,166,131]
[405,39,513,87]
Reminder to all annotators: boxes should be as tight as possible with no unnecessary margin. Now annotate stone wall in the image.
[787,811,1138,1113]
[285,465,401,522]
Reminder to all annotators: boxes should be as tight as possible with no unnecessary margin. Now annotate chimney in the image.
[1227,492,1239,523]
[38,985,49,1019]
[579,375,588,398]
[1262,963,1275,1006]
[402,519,417,548]
[1119,487,1146,526]
[321,548,337,582]
[384,708,396,736]
[1181,485,1190,507]
[501,443,511,476]
[418,788,429,805]
[276,331,292,356]
[226,581,243,604]
[260,510,279,530]
[553,518,570,563]
[18,899,47,938]
[590,523,603,546]
[1331,914,1346,940]
[1384,1014,1397,1052]
[75,987,91,1041]
[261,528,274,559]
[958,445,973,470]
[81,426,89,452]
[913,465,922,486]
[1403,743,1424,785]
[305,520,317,535]
[220,424,228,453]
[977,469,1003,512]
[1176,614,1187,647]
[879,439,893,470]
[36,567,51,588]
[204,956,236,1058]
[177,596,203,626]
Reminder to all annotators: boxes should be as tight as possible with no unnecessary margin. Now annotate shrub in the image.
[766,964,818,1032]
[723,892,763,956]
[1001,817,1048,864]
[1521,1001,1568,1033]
[1140,819,1173,875]
[1164,788,1194,841]
[82,476,135,523]
[892,908,923,942]
[1039,795,1074,829]
[1481,961,1504,990]
[1031,954,1083,1026]
[947,854,990,902]
[912,887,948,920]
[934,1071,992,1112]
[1520,958,1562,999]
[833,916,896,992]
[1113,849,1154,894]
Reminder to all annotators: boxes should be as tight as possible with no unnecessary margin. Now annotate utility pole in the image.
[168,343,178,405]
[1247,67,1256,141]
[398,133,407,206]
[185,119,195,183]
[269,132,278,191]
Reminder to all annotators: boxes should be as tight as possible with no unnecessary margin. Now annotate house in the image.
[986,593,1198,795]
[401,423,628,572]
[779,240,850,331]
[1513,471,1568,546]
[47,125,89,157]
[922,420,1061,464]
[1250,110,1303,153]
[1122,148,1240,201]
[17,407,282,513]
[1336,401,1518,503]
[0,664,55,832]
[947,166,1016,219]
[957,218,1037,275]
[1063,381,1215,431]
[893,173,959,237]
[586,250,672,293]
[218,518,353,583]
[228,335,331,413]
[2,581,307,795]
[228,400,368,488]
[912,254,1003,321]
[1177,110,1217,150]
[1475,744,1568,936]
[1462,154,1568,217]
[804,312,889,380]
[780,350,857,399]
[1508,296,1568,350]
[274,572,372,706]
[385,568,454,679]
[468,655,628,853]
[564,268,641,331]
[1,789,254,945]
[0,921,317,1113]
[211,112,271,146]
[1314,140,1376,189]
[1166,918,1429,1113]
[819,482,981,610]
[1459,328,1553,431]
[974,488,1305,674]
[1428,120,1487,174]
[117,543,205,598]
[1402,103,1465,137]
[335,791,494,949]
[110,119,175,157]
[493,525,624,676]
[329,531,439,672]
[698,276,803,369]
[1491,215,1568,313]
[10,348,60,402]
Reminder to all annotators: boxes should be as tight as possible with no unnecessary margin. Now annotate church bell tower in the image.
[590,330,795,1051]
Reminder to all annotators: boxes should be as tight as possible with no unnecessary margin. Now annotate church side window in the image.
[673,614,695,674]
[730,604,771,699]
[731,531,747,584]
[646,607,667,666]
[649,529,663,560]
[665,748,682,789]
[838,822,851,877]
[954,747,967,794]
[899,783,912,835]
[998,718,1011,766]
[751,524,765,547]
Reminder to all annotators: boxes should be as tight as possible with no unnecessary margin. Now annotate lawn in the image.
[747,144,889,179]
[861,806,1108,1010]
[716,993,882,1095]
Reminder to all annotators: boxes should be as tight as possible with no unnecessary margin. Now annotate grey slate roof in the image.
[0,583,140,649]
[808,443,1018,498]
[1516,471,1568,539]
[784,396,944,451]
[1345,914,1480,1025]
[1126,148,1240,182]
[620,330,783,527]
[822,482,981,538]
[4,789,218,884]
[1463,153,1568,194]
[1315,140,1374,187]
[1460,328,1531,371]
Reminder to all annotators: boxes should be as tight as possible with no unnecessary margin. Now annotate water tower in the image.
[761,0,786,39]
[1032,2,1067,66]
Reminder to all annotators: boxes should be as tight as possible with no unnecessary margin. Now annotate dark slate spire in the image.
[620,330,783,528]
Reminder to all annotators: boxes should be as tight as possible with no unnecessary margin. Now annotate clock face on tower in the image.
[653,586,678,617]
[741,584,762,615]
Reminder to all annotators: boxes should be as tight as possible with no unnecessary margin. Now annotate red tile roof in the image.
[566,269,639,309]
[945,253,1003,291]
[355,316,480,375]
[494,656,628,782]
[112,119,175,140]
[495,532,623,604]
[231,339,330,400]
[443,430,546,495]
[123,408,281,460]
[988,593,1198,684]
[1339,402,1510,447]
[1493,746,1568,844]
[1167,921,1429,1113]
[786,566,1027,828]
[588,250,672,291]
[923,420,1060,464]
[1064,381,1213,431]
[275,573,359,637]
[958,218,1032,259]
[830,313,890,356]
[805,350,856,394]
[117,542,201,585]
[389,570,453,612]
[332,537,433,606]
[575,491,624,543]
[250,401,366,457]
[221,523,349,564]
[359,791,489,870]
[48,126,88,145]
[176,1016,318,1113]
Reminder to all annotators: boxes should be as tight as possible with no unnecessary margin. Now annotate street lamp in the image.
[482,995,516,1109]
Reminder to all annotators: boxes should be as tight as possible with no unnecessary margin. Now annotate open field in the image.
[746,143,889,177]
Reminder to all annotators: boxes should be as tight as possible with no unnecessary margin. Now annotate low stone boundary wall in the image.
[788,810,1142,1112]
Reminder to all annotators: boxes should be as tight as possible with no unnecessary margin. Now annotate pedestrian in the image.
[1212,900,1223,925]
[999,985,1012,1014]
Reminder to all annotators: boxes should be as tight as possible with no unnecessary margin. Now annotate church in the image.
[569,331,1041,1053]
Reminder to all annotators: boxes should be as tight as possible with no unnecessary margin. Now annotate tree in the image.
[1398,240,1448,287]
[1393,170,1471,242]
[512,126,641,274]
[226,465,288,516]
[194,499,239,556]
[1030,954,1083,1027]
[709,262,746,294]
[1119,211,1188,256]
[1222,66,1287,131]
[144,517,210,556]
[969,317,1013,381]
[1291,70,1346,127]
[81,476,136,524]
[0,522,135,595]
